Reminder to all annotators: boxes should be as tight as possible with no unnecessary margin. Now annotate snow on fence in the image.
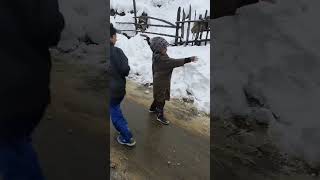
[116,5,210,46]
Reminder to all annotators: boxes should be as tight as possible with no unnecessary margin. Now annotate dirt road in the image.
[32,56,210,180]
[33,57,109,180]
[110,97,210,180]
[29,52,318,180]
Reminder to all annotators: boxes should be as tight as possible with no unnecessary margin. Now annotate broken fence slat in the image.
[175,7,181,45]
[180,39,210,44]
[116,22,176,28]
[176,19,210,23]
[133,16,175,26]
[118,30,179,38]
[180,9,186,44]
[132,0,138,34]
[185,4,192,46]
[202,10,208,46]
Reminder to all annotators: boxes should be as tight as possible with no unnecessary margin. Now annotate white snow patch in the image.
[213,0,320,164]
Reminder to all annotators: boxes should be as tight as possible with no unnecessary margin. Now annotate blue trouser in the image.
[0,138,44,180]
[110,96,133,142]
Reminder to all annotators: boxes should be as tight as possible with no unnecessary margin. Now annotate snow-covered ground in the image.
[57,0,107,50]
[213,0,320,165]
[110,0,210,113]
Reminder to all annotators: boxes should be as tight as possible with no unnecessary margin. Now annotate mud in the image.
[31,54,316,180]
[33,57,108,179]
[110,99,210,180]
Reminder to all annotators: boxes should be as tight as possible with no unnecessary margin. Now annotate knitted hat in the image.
[150,37,170,53]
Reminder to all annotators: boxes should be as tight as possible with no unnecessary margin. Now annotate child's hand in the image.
[191,56,199,62]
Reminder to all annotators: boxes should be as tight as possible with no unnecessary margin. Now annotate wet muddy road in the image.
[110,99,210,180]
[33,58,109,180]
[32,57,210,180]
[28,56,316,180]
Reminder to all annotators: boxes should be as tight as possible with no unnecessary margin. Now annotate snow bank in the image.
[111,0,210,113]
[213,0,320,165]
[116,34,210,113]
[57,0,107,50]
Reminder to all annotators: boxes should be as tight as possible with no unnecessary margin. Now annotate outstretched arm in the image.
[163,56,197,69]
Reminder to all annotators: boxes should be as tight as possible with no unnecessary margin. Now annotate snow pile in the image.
[111,0,210,113]
[57,0,107,51]
[213,0,320,165]
[115,34,210,113]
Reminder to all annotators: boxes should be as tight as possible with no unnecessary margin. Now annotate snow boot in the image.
[149,107,156,113]
[156,113,170,125]
[149,102,157,113]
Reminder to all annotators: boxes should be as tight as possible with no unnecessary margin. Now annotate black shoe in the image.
[156,114,170,125]
[149,107,156,113]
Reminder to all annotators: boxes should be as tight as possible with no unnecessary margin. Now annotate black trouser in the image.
[150,99,165,115]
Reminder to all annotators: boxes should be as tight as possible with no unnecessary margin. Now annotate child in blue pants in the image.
[109,97,135,146]
[109,24,136,147]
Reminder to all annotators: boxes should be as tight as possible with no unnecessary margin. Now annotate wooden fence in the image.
[115,5,210,46]
[176,6,210,46]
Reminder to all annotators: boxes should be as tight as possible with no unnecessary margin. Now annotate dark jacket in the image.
[152,53,191,101]
[0,0,65,141]
[213,0,259,19]
[110,44,130,99]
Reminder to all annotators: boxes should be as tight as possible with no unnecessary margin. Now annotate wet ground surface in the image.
[30,54,317,180]
[32,57,210,180]
[110,99,210,180]
[33,58,109,180]
[211,117,320,180]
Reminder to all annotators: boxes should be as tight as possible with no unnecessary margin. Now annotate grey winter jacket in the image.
[110,44,130,99]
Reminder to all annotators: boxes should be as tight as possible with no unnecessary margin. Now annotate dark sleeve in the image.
[184,57,192,63]
[39,0,65,47]
[146,36,151,45]
[8,0,64,48]
[117,49,131,77]
[163,56,186,69]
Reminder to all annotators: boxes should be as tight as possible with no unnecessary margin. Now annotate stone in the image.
[110,162,117,169]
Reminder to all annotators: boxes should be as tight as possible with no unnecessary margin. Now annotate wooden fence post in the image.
[133,0,138,35]
[180,9,186,45]
[185,5,192,46]
[204,10,209,45]
[175,7,181,46]
[199,11,207,45]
